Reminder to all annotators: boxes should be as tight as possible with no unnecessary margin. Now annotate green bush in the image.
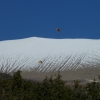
[0,71,100,100]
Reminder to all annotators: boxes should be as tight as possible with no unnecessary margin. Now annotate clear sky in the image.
[0,0,100,41]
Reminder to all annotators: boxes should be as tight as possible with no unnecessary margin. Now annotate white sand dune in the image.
[0,37,100,81]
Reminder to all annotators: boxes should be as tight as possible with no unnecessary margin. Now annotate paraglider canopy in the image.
[56,28,60,32]
[38,60,42,64]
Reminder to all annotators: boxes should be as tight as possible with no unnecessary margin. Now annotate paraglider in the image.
[38,60,42,64]
[56,28,60,32]
[56,28,60,36]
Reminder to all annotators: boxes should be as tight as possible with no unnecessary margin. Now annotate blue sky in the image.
[0,0,100,41]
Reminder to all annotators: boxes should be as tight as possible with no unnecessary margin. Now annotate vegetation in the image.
[0,71,100,100]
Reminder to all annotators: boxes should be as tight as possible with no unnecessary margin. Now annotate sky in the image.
[0,0,100,41]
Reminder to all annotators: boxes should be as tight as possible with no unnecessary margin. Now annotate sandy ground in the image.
[9,67,100,84]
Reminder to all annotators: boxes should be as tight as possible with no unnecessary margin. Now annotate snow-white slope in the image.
[0,37,100,73]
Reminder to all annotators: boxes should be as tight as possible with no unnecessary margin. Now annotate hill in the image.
[0,37,100,81]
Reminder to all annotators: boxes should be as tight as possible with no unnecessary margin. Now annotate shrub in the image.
[0,71,100,100]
